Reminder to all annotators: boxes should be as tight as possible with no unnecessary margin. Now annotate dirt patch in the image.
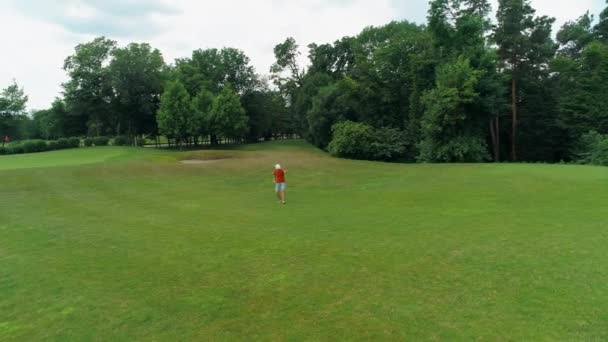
[179,159,222,165]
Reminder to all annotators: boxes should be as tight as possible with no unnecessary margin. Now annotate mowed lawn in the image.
[1,141,607,340]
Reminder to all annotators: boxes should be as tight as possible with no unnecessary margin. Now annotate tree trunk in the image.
[511,77,518,161]
[496,115,500,162]
[490,118,497,161]
[490,116,501,162]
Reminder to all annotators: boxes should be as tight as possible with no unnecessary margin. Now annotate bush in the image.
[84,138,94,147]
[68,137,81,148]
[56,138,71,150]
[93,137,110,146]
[370,127,409,161]
[328,121,374,159]
[0,146,6,155]
[21,140,48,153]
[573,131,608,166]
[48,141,59,150]
[328,121,410,161]
[113,136,130,146]
[6,144,24,154]
[418,135,490,163]
[135,137,146,147]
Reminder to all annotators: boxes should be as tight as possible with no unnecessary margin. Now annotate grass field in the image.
[1,141,607,340]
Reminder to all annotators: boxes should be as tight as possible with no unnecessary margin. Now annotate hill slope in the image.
[1,141,607,340]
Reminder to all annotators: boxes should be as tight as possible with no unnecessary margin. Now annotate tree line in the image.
[1,0,607,163]
[1,40,290,148]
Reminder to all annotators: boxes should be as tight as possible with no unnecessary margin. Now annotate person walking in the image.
[274,164,287,204]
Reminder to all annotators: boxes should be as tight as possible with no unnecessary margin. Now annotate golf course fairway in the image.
[1,141,607,340]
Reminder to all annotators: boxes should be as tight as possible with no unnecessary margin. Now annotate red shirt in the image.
[274,169,285,183]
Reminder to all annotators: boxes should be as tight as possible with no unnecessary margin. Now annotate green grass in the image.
[1,141,607,340]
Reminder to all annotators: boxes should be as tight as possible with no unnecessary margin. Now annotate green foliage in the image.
[307,78,361,149]
[208,86,248,140]
[573,131,608,166]
[84,138,94,147]
[191,88,214,137]
[328,121,409,161]
[556,41,608,139]
[7,0,608,165]
[418,135,489,162]
[109,43,166,137]
[241,90,286,142]
[557,12,595,57]
[595,2,608,42]
[371,127,410,161]
[175,48,257,96]
[68,137,81,148]
[113,136,130,146]
[419,57,486,162]
[493,0,558,160]
[328,121,374,159]
[0,137,83,155]
[156,80,194,145]
[93,136,110,146]
[63,37,117,137]
[20,140,48,153]
[56,138,71,150]
[135,137,146,147]
[47,141,59,150]
[0,81,29,139]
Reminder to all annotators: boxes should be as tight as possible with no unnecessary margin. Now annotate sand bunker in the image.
[179,159,221,165]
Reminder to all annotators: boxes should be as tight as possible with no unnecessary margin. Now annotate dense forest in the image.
[1,0,607,163]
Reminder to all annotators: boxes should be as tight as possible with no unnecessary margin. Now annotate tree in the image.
[271,37,307,136]
[493,0,557,160]
[271,37,305,87]
[63,37,117,136]
[557,12,595,58]
[0,81,28,143]
[191,88,215,142]
[419,56,488,162]
[109,43,166,138]
[156,81,193,147]
[175,48,257,96]
[556,41,608,140]
[208,86,248,143]
[595,1,608,42]
[241,89,286,142]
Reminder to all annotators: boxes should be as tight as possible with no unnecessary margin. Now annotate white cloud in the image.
[0,0,605,110]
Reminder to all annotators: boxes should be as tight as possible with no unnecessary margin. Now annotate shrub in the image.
[0,146,6,155]
[370,127,409,161]
[21,140,48,153]
[418,135,490,163]
[68,137,81,148]
[135,137,146,147]
[48,141,59,150]
[113,135,130,146]
[56,138,71,150]
[93,137,110,146]
[328,121,374,159]
[573,131,608,166]
[84,138,94,147]
[7,144,24,154]
[328,121,410,161]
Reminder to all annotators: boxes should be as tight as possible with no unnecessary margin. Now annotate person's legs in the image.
[275,184,282,202]
[280,184,286,204]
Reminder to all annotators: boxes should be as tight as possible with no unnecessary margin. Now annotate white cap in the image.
[275,164,281,169]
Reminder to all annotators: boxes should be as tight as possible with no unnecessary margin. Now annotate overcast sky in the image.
[0,0,605,110]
